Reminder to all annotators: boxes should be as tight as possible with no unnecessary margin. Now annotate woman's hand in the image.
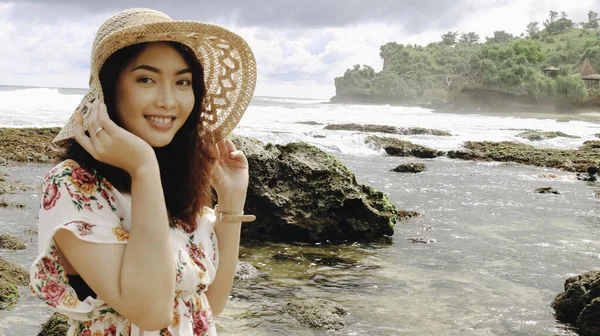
[209,139,249,213]
[74,100,157,176]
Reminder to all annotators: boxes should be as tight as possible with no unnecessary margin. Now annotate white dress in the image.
[29,159,219,336]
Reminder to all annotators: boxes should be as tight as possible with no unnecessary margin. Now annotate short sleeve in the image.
[194,207,219,280]
[29,159,129,320]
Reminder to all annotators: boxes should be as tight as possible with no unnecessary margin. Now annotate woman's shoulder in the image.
[43,159,117,197]
[46,159,109,184]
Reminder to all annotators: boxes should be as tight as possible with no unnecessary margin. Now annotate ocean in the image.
[0,85,599,335]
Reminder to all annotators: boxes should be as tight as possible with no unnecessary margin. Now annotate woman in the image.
[29,8,257,336]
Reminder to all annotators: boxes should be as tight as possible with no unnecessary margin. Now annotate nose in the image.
[156,83,177,110]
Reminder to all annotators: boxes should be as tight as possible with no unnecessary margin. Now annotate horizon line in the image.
[0,84,330,100]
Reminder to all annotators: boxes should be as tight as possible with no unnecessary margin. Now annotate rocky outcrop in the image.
[38,313,69,336]
[235,261,262,280]
[0,235,26,250]
[447,141,600,173]
[324,123,452,136]
[552,270,600,336]
[230,136,399,243]
[0,258,29,310]
[517,130,580,141]
[583,141,600,149]
[391,163,427,173]
[406,237,436,244]
[284,299,348,331]
[0,127,61,164]
[365,136,444,158]
[399,127,452,136]
[324,123,397,134]
[535,187,560,194]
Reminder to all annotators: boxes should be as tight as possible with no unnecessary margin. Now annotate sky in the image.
[1,0,599,99]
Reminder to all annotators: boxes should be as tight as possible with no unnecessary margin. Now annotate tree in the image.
[556,75,587,102]
[588,10,599,29]
[380,42,404,70]
[486,31,514,43]
[441,31,459,46]
[526,22,540,39]
[379,42,403,59]
[556,11,574,32]
[459,32,480,45]
[544,10,559,34]
[544,10,573,34]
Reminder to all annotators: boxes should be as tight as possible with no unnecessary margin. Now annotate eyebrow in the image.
[130,64,191,75]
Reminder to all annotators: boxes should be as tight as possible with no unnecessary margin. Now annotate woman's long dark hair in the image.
[56,42,215,229]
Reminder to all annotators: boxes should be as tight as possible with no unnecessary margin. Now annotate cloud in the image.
[15,0,507,32]
[3,0,600,98]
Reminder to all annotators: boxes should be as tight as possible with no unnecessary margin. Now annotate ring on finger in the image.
[94,126,104,135]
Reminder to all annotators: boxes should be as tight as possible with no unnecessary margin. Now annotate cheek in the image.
[115,83,149,119]
[182,91,196,115]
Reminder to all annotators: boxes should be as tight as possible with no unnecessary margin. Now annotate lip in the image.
[145,116,175,131]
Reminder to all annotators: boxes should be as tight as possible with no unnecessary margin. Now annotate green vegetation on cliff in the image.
[334,10,600,105]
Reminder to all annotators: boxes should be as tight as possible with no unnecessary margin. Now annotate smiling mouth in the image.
[144,116,175,124]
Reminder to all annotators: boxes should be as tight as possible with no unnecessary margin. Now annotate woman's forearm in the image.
[121,162,176,327]
[205,200,244,316]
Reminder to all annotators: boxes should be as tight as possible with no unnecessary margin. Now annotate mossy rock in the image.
[391,163,427,173]
[0,279,19,310]
[229,135,398,242]
[399,127,452,136]
[0,258,29,310]
[535,187,560,194]
[284,299,348,331]
[0,234,26,250]
[0,178,34,195]
[38,313,70,336]
[397,210,421,219]
[365,135,444,158]
[582,140,600,149]
[324,124,452,137]
[0,127,61,163]
[324,123,398,134]
[552,270,600,324]
[577,297,600,336]
[516,130,580,141]
[0,197,27,209]
[448,141,600,173]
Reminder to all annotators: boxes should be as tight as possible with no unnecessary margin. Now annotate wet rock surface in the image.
[552,270,600,335]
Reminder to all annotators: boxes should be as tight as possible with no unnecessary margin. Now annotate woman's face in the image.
[115,42,195,148]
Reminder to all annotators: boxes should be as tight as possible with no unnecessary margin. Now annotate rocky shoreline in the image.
[0,127,405,334]
[1,126,599,334]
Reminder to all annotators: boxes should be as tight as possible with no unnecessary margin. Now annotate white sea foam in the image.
[1,85,598,154]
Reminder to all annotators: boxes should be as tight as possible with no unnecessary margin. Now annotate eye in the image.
[136,77,155,84]
[177,79,191,86]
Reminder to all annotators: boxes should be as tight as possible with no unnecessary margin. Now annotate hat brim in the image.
[53,20,256,147]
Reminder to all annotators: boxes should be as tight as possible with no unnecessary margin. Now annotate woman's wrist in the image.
[215,192,247,214]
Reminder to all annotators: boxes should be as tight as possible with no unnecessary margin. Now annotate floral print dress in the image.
[29,159,220,336]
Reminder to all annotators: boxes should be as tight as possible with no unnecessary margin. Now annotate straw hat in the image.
[53,8,257,147]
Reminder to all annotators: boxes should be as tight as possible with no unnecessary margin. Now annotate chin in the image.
[145,135,176,148]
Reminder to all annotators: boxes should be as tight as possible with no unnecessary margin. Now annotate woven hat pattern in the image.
[53,8,256,146]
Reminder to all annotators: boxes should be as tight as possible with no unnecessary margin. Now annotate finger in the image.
[73,110,95,156]
[88,101,103,145]
[97,102,117,134]
[228,150,247,161]
[94,102,112,141]
[224,139,236,153]
[217,140,228,156]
